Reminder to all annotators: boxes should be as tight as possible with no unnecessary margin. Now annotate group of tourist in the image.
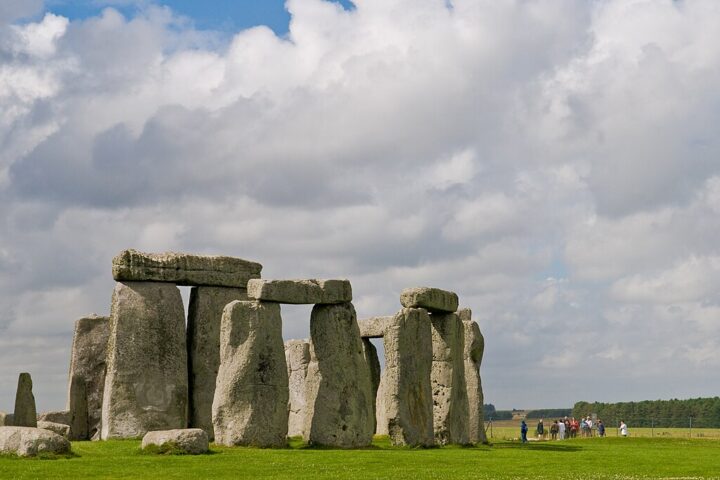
[521,417,628,442]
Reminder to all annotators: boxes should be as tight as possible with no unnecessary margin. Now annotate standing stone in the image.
[304,303,374,447]
[285,340,310,437]
[187,286,247,440]
[13,373,37,428]
[375,374,388,435]
[362,338,381,434]
[430,312,469,445]
[67,314,110,440]
[382,308,434,446]
[461,310,487,444]
[101,282,188,440]
[0,412,8,427]
[212,301,288,447]
[68,377,89,441]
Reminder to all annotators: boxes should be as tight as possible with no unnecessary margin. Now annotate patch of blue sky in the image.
[43,0,355,35]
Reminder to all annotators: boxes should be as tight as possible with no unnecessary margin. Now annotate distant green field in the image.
[2,435,720,479]
[487,420,720,440]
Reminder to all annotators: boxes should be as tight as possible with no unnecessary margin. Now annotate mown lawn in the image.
[1,436,719,479]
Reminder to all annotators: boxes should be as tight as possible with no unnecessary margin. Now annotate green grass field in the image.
[2,435,720,479]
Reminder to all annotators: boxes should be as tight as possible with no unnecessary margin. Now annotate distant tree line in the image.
[483,404,513,420]
[525,409,572,419]
[572,397,720,428]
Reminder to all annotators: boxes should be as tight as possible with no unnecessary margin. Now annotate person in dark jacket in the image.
[521,420,529,443]
[536,419,544,440]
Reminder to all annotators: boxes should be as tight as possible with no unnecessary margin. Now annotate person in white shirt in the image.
[586,417,593,436]
[620,420,628,437]
[558,419,566,439]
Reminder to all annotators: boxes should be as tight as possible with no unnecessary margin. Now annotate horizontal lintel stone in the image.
[358,316,394,338]
[247,279,352,304]
[400,287,459,313]
[112,249,262,287]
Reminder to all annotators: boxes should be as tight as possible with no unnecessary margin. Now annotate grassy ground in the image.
[1,435,720,479]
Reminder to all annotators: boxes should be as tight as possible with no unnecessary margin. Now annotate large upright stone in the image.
[212,301,288,447]
[430,312,469,445]
[247,279,352,304]
[13,373,37,428]
[400,287,459,313]
[381,308,434,446]
[358,316,393,338]
[67,314,110,440]
[375,374,388,435]
[112,249,262,287]
[187,286,248,440]
[101,282,188,440]
[362,338,381,434]
[285,339,310,437]
[304,303,374,447]
[460,309,487,444]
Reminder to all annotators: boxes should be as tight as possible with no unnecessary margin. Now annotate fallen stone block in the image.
[13,373,37,428]
[212,301,288,447]
[358,316,393,338]
[112,249,262,288]
[247,279,352,304]
[187,286,248,440]
[101,282,188,440]
[37,411,71,426]
[285,339,311,437]
[461,309,487,444]
[37,421,70,439]
[67,314,110,440]
[304,302,374,448]
[141,428,209,454]
[400,287,459,313]
[0,427,70,457]
[431,312,469,445]
[382,308,434,446]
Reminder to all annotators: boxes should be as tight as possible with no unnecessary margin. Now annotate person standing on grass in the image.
[598,420,605,437]
[558,418,566,439]
[536,419,544,440]
[620,420,628,437]
[521,420,529,443]
[550,421,558,440]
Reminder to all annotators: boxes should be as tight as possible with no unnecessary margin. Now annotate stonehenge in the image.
[0,426,71,457]
[3,247,489,450]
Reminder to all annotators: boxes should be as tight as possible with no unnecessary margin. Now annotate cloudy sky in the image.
[1,0,720,413]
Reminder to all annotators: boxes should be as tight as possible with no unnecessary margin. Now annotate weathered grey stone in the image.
[381,308,434,446]
[3,414,14,426]
[0,427,70,457]
[0,412,8,427]
[358,316,393,338]
[37,421,70,439]
[101,282,188,440]
[67,314,109,440]
[461,309,487,444]
[430,312,469,445]
[304,302,374,447]
[362,338,381,434]
[400,287,459,313]
[375,374,388,435]
[187,286,248,440]
[112,249,262,287]
[212,301,288,447]
[37,411,71,426]
[13,373,37,428]
[285,339,310,438]
[247,279,352,304]
[141,428,209,454]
